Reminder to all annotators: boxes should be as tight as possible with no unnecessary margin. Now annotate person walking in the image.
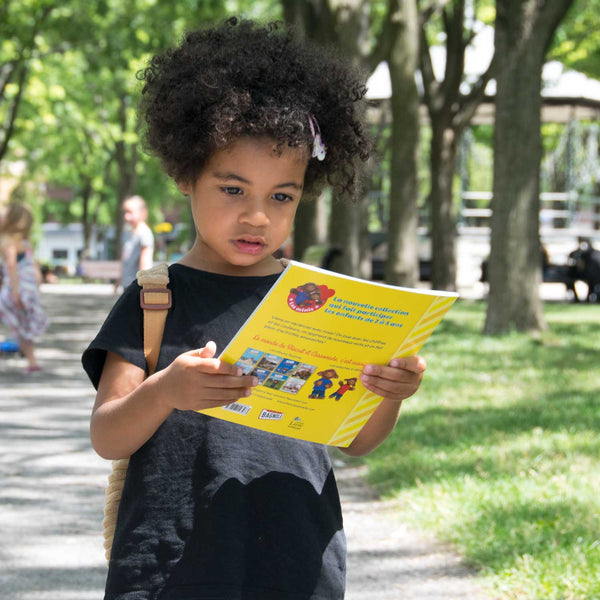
[116,195,154,291]
[0,203,48,373]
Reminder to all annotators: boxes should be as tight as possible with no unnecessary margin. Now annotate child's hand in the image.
[160,341,257,412]
[360,356,426,403]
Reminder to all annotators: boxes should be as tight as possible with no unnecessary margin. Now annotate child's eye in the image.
[272,192,293,203]
[222,187,243,195]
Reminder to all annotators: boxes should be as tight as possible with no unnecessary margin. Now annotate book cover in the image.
[199,261,458,446]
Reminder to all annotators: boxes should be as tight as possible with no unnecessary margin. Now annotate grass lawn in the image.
[361,300,600,600]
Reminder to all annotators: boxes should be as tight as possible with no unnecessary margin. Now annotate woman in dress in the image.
[0,203,48,373]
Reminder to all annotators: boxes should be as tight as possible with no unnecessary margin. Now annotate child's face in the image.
[123,200,147,228]
[180,136,307,275]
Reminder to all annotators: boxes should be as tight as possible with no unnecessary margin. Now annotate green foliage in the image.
[358,302,600,599]
[3,0,234,248]
[550,0,600,79]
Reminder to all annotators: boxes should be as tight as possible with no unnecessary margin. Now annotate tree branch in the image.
[440,0,466,107]
[0,61,28,161]
[419,20,439,112]
[419,0,452,24]
[367,0,400,71]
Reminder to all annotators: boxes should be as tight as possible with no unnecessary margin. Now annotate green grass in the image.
[361,301,600,600]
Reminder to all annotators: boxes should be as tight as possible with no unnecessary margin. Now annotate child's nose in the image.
[239,199,270,227]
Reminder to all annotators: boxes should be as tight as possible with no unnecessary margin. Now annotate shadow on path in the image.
[0,287,115,600]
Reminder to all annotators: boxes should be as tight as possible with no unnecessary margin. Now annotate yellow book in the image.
[199,261,458,446]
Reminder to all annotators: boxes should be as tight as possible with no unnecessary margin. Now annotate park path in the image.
[0,284,492,600]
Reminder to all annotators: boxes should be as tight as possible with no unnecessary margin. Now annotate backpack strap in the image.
[102,263,171,563]
[137,263,172,375]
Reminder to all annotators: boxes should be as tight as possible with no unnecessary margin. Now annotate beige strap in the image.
[102,263,171,564]
[138,264,171,375]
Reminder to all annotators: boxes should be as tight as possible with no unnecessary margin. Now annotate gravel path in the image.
[0,285,492,599]
[337,462,491,599]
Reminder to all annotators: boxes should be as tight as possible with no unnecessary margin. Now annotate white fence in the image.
[460,191,600,233]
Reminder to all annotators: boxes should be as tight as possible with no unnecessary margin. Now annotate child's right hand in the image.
[92,342,257,459]
[159,341,258,412]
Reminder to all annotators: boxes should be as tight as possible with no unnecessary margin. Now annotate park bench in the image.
[480,259,578,295]
[79,259,121,282]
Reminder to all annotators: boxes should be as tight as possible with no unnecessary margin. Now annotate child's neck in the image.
[177,249,284,277]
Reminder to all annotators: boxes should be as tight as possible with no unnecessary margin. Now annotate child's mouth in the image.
[234,238,265,255]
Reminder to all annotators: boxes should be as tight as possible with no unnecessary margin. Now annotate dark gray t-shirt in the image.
[82,264,346,600]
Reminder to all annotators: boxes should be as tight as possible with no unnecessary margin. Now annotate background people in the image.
[117,195,154,291]
[0,203,48,373]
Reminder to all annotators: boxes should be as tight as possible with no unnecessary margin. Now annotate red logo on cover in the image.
[288,282,335,313]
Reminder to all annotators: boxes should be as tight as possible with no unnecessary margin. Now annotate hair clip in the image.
[308,114,326,161]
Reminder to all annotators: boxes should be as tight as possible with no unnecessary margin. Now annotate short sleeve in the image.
[81,282,146,389]
[140,225,154,249]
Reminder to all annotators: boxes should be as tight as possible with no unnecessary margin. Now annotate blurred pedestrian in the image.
[116,195,154,292]
[0,203,48,373]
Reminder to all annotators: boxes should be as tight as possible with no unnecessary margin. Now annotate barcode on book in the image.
[223,402,251,416]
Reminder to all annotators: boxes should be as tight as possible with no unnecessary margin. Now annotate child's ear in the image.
[176,181,191,196]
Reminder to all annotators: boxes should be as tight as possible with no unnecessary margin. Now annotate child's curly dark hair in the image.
[137,17,372,200]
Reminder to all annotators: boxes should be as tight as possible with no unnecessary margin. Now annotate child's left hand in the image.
[360,356,426,403]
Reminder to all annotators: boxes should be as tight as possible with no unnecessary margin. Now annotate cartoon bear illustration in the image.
[290,282,323,308]
[308,369,338,399]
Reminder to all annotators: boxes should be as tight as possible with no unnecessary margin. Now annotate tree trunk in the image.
[81,178,93,259]
[282,0,421,280]
[282,0,338,267]
[326,1,371,278]
[327,195,371,278]
[385,0,420,287]
[484,0,575,334]
[293,195,327,261]
[418,0,496,292]
[484,50,546,333]
[429,124,458,291]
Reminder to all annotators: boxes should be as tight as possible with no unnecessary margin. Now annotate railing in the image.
[460,191,600,231]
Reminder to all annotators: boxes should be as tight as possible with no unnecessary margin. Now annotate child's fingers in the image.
[181,343,241,376]
[196,340,217,359]
[361,358,426,382]
[200,386,254,402]
[192,371,258,404]
[389,355,427,373]
[359,372,418,397]
[202,373,258,391]
[360,355,426,400]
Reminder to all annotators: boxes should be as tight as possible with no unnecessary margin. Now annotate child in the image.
[117,195,155,291]
[0,203,48,373]
[82,18,426,600]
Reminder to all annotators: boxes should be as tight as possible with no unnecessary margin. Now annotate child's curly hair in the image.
[138,17,372,200]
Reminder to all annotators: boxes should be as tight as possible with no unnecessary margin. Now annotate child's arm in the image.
[90,341,257,459]
[338,356,426,457]
[138,244,154,271]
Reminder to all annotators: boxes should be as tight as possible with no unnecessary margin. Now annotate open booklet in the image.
[199,261,458,447]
